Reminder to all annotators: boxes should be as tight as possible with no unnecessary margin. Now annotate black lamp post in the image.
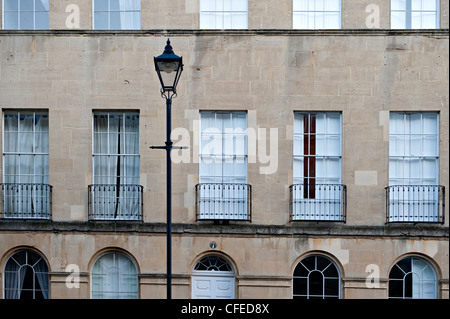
[151,39,183,300]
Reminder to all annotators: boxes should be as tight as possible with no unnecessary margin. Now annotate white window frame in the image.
[387,112,441,223]
[389,257,437,299]
[199,111,248,185]
[91,112,141,221]
[292,112,343,221]
[391,0,440,29]
[2,111,49,185]
[199,0,248,29]
[92,0,141,30]
[293,0,341,29]
[198,111,249,221]
[92,111,140,186]
[293,255,341,299]
[389,112,439,186]
[2,0,49,30]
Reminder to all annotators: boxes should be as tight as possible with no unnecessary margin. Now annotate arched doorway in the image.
[191,255,235,299]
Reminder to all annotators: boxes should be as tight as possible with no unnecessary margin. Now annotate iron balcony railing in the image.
[195,183,252,221]
[289,184,347,222]
[0,183,53,219]
[386,185,445,224]
[88,184,143,221]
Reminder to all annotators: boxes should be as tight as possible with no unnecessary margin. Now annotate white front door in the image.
[192,271,235,299]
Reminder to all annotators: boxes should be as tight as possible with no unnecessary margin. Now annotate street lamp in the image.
[151,39,183,300]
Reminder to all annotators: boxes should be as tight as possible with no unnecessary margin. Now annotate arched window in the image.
[4,249,49,299]
[192,255,235,299]
[91,251,138,299]
[293,255,340,299]
[389,256,437,299]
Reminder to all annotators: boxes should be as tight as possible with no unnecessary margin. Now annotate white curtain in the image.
[3,112,49,218]
[93,112,140,220]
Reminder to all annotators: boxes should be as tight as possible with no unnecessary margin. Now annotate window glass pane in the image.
[391,12,406,28]
[35,11,49,29]
[129,11,140,29]
[411,0,422,10]
[423,136,438,156]
[293,13,304,29]
[324,12,340,29]
[35,132,49,153]
[223,0,232,11]
[20,0,34,11]
[232,0,247,11]
[420,12,437,29]
[94,11,108,29]
[110,11,122,29]
[422,0,437,11]
[5,0,19,10]
[411,12,423,28]
[314,12,324,28]
[293,0,307,11]
[232,13,247,29]
[4,133,18,153]
[110,0,121,11]
[94,0,109,11]
[325,0,340,11]
[422,113,438,134]
[422,159,437,181]
[391,0,406,10]
[4,12,19,29]
[35,0,49,11]
[20,11,34,29]
[315,0,324,11]
[200,0,215,11]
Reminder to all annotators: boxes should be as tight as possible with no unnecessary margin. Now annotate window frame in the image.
[91,251,139,299]
[2,0,49,30]
[92,111,140,186]
[388,256,438,299]
[292,0,342,30]
[3,249,50,299]
[293,254,341,299]
[391,0,440,29]
[2,110,50,185]
[199,0,248,30]
[92,0,141,30]
[388,112,439,186]
[199,111,248,185]
[293,112,343,191]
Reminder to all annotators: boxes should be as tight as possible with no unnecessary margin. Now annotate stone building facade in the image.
[0,0,448,299]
